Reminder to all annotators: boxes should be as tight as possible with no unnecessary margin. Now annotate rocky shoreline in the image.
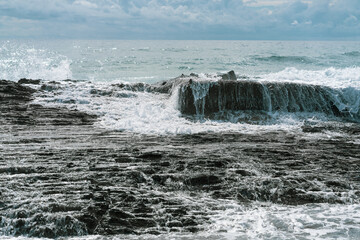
[1,80,360,238]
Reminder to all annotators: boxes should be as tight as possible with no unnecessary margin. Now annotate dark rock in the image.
[177,79,358,122]
[133,203,153,214]
[235,169,254,176]
[145,230,161,235]
[0,80,96,126]
[16,210,27,218]
[182,218,198,227]
[104,227,136,235]
[18,78,41,85]
[109,208,135,219]
[137,152,163,160]
[185,226,200,233]
[166,207,187,217]
[167,220,183,228]
[129,218,157,228]
[42,227,55,239]
[186,174,222,186]
[0,80,35,102]
[221,70,237,81]
[77,214,98,234]
[108,217,131,226]
[14,219,26,228]
[128,171,147,183]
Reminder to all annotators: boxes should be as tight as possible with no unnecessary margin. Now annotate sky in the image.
[0,0,359,40]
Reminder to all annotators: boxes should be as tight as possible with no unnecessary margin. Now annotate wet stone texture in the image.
[0,80,360,237]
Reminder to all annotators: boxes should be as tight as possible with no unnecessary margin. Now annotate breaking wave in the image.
[0,41,72,81]
[254,55,314,64]
[28,67,360,135]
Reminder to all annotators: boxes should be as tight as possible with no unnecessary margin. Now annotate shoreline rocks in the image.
[0,79,359,238]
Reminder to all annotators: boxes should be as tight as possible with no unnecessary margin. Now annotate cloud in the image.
[0,0,359,39]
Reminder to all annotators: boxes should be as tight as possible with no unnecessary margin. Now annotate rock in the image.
[167,220,183,228]
[77,214,98,234]
[129,218,157,228]
[0,80,96,126]
[182,218,198,227]
[177,79,355,121]
[0,80,35,102]
[16,210,27,218]
[128,171,148,183]
[186,174,222,186]
[235,169,254,176]
[1,77,360,238]
[18,78,41,85]
[221,70,237,81]
[109,208,135,219]
[137,151,163,160]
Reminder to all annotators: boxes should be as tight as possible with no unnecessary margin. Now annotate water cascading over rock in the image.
[175,72,358,121]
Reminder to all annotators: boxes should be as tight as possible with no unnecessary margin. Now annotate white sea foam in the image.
[204,202,360,240]
[22,202,358,240]
[34,79,355,136]
[260,67,360,90]
[0,42,72,81]
[29,65,360,134]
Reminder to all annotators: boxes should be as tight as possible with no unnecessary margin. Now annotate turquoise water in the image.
[1,40,360,84]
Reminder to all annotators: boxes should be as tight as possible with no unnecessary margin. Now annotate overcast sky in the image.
[0,0,359,40]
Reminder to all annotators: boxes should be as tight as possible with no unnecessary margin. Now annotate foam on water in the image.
[205,202,360,240]
[32,76,360,136]
[26,65,359,135]
[5,202,357,240]
[261,67,360,90]
[33,79,315,135]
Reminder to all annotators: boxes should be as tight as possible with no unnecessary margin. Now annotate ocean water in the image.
[1,40,360,240]
[1,40,359,135]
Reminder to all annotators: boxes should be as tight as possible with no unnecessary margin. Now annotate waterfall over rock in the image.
[174,73,359,122]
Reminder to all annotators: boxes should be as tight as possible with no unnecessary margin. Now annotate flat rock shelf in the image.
[0,80,360,238]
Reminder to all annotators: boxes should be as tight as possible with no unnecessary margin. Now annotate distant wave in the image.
[254,55,313,64]
[343,51,360,57]
[261,67,360,90]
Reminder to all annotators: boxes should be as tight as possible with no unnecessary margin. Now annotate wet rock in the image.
[77,214,98,234]
[182,218,198,227]
[42,227,56,239]
[145,230,161,235]
[186,174,222,186]
[129,218,157,228]
[235,169,254,176]
[0,80,35,102]
[16,211,27,218]
[167,220,183,228]
[177,79,357,121]
[133,203,153,214]
[1,78,360,237]
[0,80,96,126]
[221,70,237,81]
[128,171,148,183]
[137,151,163,160]
[18,78,41,85]
[109,208,135,219]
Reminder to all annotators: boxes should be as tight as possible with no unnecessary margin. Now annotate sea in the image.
[1,40,360,239]
[1,40,360,134]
